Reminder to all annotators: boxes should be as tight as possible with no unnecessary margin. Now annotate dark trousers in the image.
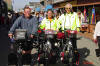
[71,38,77,51]
[97,36,100,49]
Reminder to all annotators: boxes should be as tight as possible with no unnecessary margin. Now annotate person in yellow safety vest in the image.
[54,10,61,22]
[58,3,80,52]
[40,9,60,31]
[58,3,80,31]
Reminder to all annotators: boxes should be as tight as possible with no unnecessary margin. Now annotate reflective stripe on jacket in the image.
[59,12,80,31]
[40,18,60,30]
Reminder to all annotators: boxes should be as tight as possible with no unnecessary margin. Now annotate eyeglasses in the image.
[66,8,71,10]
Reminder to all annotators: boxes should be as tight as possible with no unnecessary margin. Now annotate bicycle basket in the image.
[15,29,27,40]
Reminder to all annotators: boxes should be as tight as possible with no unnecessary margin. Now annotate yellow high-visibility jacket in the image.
[58,12,80,31]
[40,18,60,30]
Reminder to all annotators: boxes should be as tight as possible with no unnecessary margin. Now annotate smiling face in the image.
[47,10,53,19]
[65,3,72,14]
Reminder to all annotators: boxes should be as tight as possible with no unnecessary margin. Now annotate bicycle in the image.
[57,30,80,66]
[8,29,33,66]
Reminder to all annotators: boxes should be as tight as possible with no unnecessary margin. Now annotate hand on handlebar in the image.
[8,33,13,39]
[30,34,34,38]
[8,33,15,42]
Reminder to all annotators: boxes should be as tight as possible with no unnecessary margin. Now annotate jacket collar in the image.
[22,14,33,19]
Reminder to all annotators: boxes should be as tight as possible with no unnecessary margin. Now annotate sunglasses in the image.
[66,8,71,10]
